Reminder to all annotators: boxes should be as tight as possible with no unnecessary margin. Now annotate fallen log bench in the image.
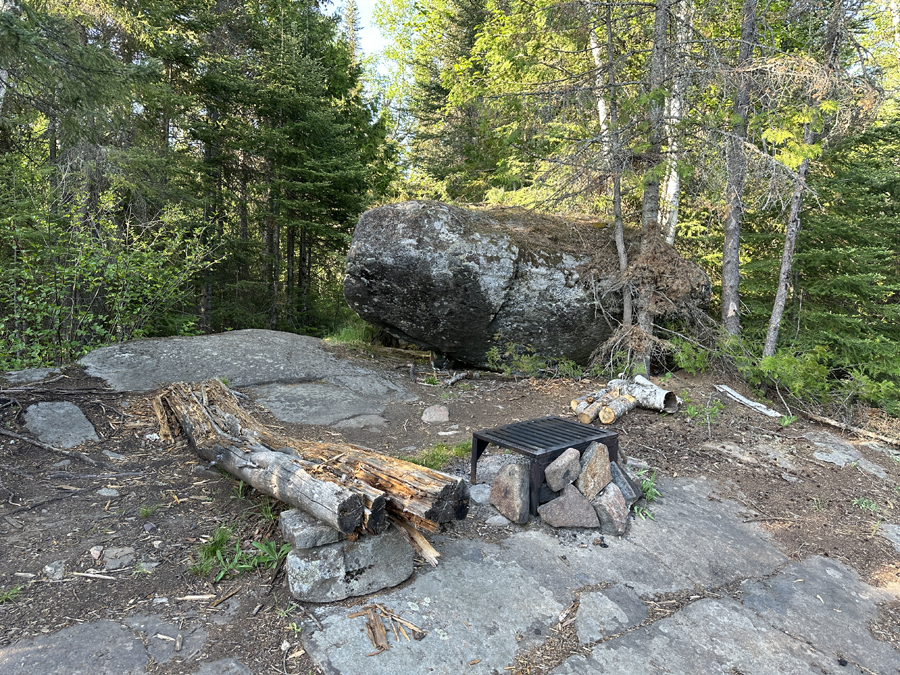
[155,379,468,535]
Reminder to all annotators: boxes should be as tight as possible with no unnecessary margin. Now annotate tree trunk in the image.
[606,1,632,328]
[662,0,693,245]
[721,0,757,336]
[762,1,843,357]
[762,152,809,358]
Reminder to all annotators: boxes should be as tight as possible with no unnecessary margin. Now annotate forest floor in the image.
[1,345,899,674]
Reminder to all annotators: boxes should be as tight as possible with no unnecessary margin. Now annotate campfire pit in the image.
[471,416,619,515]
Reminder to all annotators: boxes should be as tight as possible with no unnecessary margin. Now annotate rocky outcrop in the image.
[343,201,710,367]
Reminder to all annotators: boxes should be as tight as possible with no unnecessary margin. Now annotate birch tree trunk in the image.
[662,0,693,245]
[762,0,845,357]
[721,0,757,336]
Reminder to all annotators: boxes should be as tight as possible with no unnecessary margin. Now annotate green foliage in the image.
[668,338,710,375]
[0,585,23,604]
[485,341,548,377]
[779,415,798,427]
[400,440,471,470]
[191,525,289,582]
[139,504,161,519]
[852,497,879,513]
[324,316,380,350]
[633,468,661,520]
[232,481,251,501]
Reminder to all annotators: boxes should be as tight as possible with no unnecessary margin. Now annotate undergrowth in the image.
[400,440,472,470]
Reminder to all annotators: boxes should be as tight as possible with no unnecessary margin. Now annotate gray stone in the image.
[804,430,888,479]
[24,402,99,449]
[2,367,60,384]
[538,484,600,529]
[97,488,120,497]
[122,614,207,665]
[0,620,148,674]
[51,459,71,468]
[554,596,856,675]
[881,523,900,552]
[194,659,252,675]
[489,464,530,524]
[739,556,900,674]
[279,509,344,549]
[472,453,527,485]
[575,442,612,500]
[485,513,511,526]
[421,405,450,424]
[43,560,65,581]
[702,440,760,464]
[102,449,126,461]
[468,483,492,505]
[609,462,641,508]
[591,483,629,536]
[544,448,581,492]
[343,201,710,367]
[285,524,413,603]
[103,546,135,570]
[77,329,415,426]
[251,381,384,426]
[575,585,647,643]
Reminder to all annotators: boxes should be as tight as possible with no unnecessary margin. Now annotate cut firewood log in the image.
[155,380,467,535]
[570,389,610,412]
[607,375,678,413]
[577,389,622,424]
[598,394,638,424]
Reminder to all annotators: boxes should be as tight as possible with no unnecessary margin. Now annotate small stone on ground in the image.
[24,402,99,449]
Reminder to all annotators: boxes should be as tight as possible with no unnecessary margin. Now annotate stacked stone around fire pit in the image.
[488,441,642,535]
[279,510,414,603]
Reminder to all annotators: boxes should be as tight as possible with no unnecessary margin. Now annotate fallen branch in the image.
[805,413,900,448]
[0,428,118,471]
[713,385,781,418]
[393,518,440,567]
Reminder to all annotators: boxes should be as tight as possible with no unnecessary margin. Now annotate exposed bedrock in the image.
[343,200,710,367]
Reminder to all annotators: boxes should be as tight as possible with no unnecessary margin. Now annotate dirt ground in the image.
[1,344,899,675]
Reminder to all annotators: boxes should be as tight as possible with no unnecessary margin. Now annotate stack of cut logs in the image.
[571,375,679,424]
[154,380,468,537]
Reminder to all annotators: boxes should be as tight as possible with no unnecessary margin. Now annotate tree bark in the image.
[662,0,693,245]
[721,0,757,336]
[605,2,632,328]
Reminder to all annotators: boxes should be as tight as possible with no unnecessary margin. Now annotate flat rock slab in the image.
[2,367,60,384]
[553,555,899,675]
[302,477,796,675]
[881,523,900,552]
[804,430,888,479]
[77,329,414,425]
[0,620,148,675]
[122,615,207,665]
[250,381,384,426]
[24,402,99,449]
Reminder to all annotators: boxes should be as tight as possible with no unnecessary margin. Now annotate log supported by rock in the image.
[155,380,468,534]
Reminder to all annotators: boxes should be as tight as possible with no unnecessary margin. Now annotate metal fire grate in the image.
[471,416,619,515]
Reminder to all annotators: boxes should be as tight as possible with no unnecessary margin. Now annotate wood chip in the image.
[73,572,116,580]
[175,594,217,601]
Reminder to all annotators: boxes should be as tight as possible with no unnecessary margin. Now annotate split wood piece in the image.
[365,608,390,654]
[155,380,467,535]
[570,389,610,412]
[713,384,781,418]
[577,390,621,424]
[806,413,900,448]
[599,394,638,424]
[393,518,441,567]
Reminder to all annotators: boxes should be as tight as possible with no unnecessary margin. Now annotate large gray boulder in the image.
[343,201,710,367]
